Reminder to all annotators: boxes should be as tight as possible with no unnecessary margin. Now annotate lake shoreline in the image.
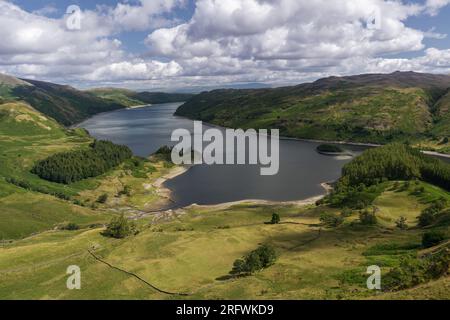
[181,182,333,210]
[176,116,450,158]
[155,163,334,210]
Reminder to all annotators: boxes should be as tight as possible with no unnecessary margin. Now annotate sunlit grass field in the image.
[1,183,449,300]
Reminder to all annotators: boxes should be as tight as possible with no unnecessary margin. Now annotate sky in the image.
[1,0,450,91]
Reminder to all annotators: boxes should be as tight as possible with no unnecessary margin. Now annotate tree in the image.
[245,252,263,274]
[231,259,246,275]
[256,244,277,268]
[359,209,377,225]
[270,213,281,224]
[418,199,447,227]
[395,217,408,230]
[422,231,445,248]
[103,214,137,239]
[418,210,436,227]
[320,212,344,227]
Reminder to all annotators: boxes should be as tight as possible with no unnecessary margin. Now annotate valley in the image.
[0,72,449,300]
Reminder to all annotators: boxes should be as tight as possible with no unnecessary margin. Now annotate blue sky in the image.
[1,0,450,91]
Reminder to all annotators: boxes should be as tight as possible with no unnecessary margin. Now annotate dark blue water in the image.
[79,103,367,206]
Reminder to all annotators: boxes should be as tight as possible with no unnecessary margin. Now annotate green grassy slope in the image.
[0,102,110,239]
[10,79,125,126]
[0,102,171,240]
[176,72,450,149]
[0,73,194,126]
[0,181,448,299]
[0,74,125,126]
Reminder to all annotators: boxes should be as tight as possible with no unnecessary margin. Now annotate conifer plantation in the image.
[32,140,133,184]
[340,143,450,191]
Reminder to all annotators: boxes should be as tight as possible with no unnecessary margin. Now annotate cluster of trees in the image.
[321,143,450,210]
[32,140,133,184]
[340,143,450,192]
[418,198,448,227]
[422,231,446,248]
[102,214,137,239]
[320,212,344,227]
[383,248,450,292]
[6,177,71,200]
[231,245,277,276]
[320,183,384,209]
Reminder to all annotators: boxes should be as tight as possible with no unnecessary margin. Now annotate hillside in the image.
[87,88,194,107]
[0,73,194,126]
[176,72,450,151]
[0,75,126,126]
[0,101,176,239]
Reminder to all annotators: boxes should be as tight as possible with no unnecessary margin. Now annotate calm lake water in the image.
[80,103,368,207]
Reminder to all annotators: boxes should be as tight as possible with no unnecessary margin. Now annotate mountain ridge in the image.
[0,73,194,126]
[176,71,450,152]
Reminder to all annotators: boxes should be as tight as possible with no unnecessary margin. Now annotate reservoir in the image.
[79,102,367,206]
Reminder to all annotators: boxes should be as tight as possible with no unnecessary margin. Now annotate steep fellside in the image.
[11,79,125,126]
[0,74,124,126]
[0,74,194,126]
[176,72,450,145]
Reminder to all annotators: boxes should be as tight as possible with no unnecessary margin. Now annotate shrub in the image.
[418,199,447,227]
[154,146,174,162]
[359,209,377,225]
[103,214,137,239]
[341,208,353,218]
[422,231,446,248]
[62,223,80,231]
[118,185,132,197]
[270,213,281,225]
[320,212,344,227]
[383,249,450,291]
[395,217,408,230]
[97,193,108,204]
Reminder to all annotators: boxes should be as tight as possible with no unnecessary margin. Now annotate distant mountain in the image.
[0,73,195,126]
[176,71,450,149]
[87,88,194,108]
